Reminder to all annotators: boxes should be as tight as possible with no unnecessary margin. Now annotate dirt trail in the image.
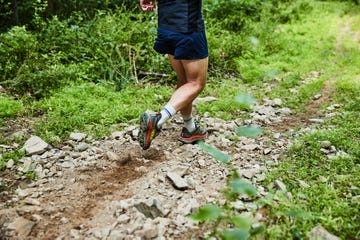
[13,87,331,240]
[1,16,359,240]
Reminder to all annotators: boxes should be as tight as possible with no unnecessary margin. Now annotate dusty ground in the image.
[0,81,334,240]
[0,17,358,240]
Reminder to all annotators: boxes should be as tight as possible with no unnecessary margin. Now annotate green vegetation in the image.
[190,131,263,240]
[263,104,360,238]
[0,0,359,238]
[33,82,172,141]
[0,95,25,120]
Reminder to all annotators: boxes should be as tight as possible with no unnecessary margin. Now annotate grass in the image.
[264,108,360,239]
[260,2,360,239]
[0,0,359,238]
[0,149,25,171]
[33,81,173,142]
[0,95,25,120]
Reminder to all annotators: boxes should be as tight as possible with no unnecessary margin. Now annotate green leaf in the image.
[236,126,262,138]
[284,209,307,218]
[221,229,250,240]
[198,141,231,163]
[264,69,280,78]
[229,179,258,197]
[249,36,260,46]
[231,216,251,230]
[250,224,265,235]
[235,94,256,106]
[189,204,222,222]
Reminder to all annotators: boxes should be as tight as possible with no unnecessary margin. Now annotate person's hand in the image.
[140,0,156,12]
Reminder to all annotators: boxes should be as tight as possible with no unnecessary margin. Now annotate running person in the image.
[138,0,208,150]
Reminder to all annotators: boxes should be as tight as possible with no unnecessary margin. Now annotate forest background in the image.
[0,0,359,239]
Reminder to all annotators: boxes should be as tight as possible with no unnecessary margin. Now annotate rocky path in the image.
[0,72,343,239]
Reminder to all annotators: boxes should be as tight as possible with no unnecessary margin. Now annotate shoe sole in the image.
[139,113,152,150]
[177,132,208,144]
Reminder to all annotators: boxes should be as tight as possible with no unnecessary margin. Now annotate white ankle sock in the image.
[158,104,176,128]
[182,114,196,132]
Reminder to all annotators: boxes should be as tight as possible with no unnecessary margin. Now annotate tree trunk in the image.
[11,0,19,25]
[47,0,54,17]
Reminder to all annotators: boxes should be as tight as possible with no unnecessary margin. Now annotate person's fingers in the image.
[141,4,155,12]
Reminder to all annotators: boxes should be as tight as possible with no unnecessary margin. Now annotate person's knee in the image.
[189,78,206,94]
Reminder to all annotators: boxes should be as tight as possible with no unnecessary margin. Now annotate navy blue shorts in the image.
[154,27,208,60]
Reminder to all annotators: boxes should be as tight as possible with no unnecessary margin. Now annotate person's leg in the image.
[167,55,196,131]
[168,55,191,115]
[167,56,208,113]
[168,56,209,143]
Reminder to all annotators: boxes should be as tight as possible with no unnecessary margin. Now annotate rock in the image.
[255,174,266,182]
[23,136,49,156]
[117,214,130,224]
[15,188,33,198]
[6,159,15,169]
[134,199,168,219]
[272,98,282,106]
[326,104,341,111]
[231,200,246,210]
[106,151,119,161]
[277,107,292,115]
[60,217,69,224]
[170,166,189,177]
[166,172,189,190]
[24,198,41,206]
[108,230,126,240]
[313,94,322,100]
[89,226,111,239]
[136,219,158,239]
[74,143,89,152]
[31,214,43,222]
[18,158,33,173]
[70,229,81,240]
[263,148,272,155]
[309,118,324,123]
[60,161,75,168]
[241,169,257,179]
[308,225,340,240]
[273,133,281,139]
[320,141,332,149]
[241,144,258,151]
[298,180,310,188]
[0,209,18,233]
[110,131,125,140]
[193,96,218,105]
[0,85,6,93]
[7,217,35,239]
[275,180,287,192]
[69,132,87,142]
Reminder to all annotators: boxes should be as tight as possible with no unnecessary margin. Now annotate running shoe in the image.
[178,122,208,144]
[138,112,162,150]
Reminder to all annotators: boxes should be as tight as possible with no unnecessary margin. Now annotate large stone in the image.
[134,199,168,219]
[7,217,35,239]
[0,209,18,232]
[166,172,189,190]
[136,219,158,239]
[69,132,87,142]
[23,136,49,155]
[308,225,340,240]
